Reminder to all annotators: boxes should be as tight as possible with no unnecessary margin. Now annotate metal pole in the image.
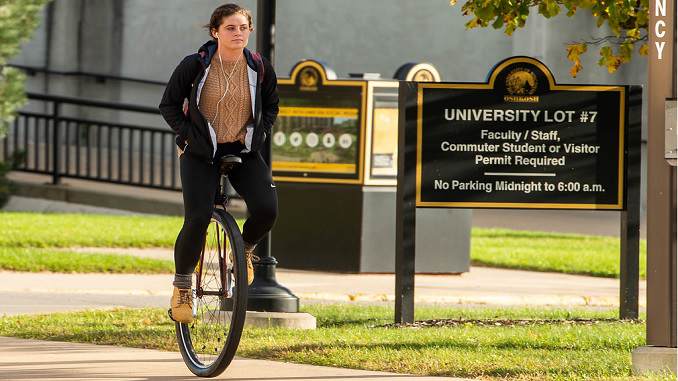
[619,86,642,319]
[670,0,677,348]
[248,0,299,313]
[395,82,417,324]
[645,0,677,348]
[256,0,275,65]
[51,102,61,185]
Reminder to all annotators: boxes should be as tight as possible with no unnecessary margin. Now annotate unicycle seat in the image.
[219,155,242,175]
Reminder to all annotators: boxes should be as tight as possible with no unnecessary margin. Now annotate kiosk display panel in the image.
[369,87,399,180]
[272,61,367,184]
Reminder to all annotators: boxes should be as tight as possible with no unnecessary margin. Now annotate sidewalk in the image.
[0,337,471,381]
[0,264,645,317]
[2,267,588,381]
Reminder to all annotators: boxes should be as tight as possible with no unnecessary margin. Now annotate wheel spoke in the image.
[178,215,243,371]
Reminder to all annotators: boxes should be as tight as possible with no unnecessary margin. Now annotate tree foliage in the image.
[451,0,650,77]
[0,150,25,208]
[0,0,49,137]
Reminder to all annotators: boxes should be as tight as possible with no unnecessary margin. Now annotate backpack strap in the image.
[184,52,206,117]
[250,52,265,84]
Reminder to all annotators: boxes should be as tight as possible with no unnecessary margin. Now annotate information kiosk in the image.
[270,60,471,273]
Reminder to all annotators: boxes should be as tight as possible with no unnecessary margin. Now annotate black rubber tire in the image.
[175,209,248,377]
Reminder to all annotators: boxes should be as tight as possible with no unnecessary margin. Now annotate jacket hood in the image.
[197,40,254,69]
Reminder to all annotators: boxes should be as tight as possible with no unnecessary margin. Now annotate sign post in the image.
[631,0,677,374]
[395,81,418,323]
[396,56,641,323]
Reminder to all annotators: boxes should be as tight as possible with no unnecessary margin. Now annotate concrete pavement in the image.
[0,337,471,381]
[0,265,645,317]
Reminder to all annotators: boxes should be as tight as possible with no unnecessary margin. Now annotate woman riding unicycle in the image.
[158,3,279,376]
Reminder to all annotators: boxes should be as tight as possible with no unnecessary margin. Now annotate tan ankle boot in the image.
[170,287,193,323]
[244,243,259,285]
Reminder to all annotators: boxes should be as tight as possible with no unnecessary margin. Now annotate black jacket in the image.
[159,40,279,162]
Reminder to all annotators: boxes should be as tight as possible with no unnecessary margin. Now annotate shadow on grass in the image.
[241,334,640,356]
[315,318,390,328]
[242,342,615,380]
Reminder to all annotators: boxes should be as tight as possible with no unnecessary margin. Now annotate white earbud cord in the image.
[211,50,243,127]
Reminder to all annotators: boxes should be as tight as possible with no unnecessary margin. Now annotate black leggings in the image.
[174,142,278,274]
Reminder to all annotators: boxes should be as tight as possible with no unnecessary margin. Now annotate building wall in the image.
[13,0,647,98]
[10,0,648,211]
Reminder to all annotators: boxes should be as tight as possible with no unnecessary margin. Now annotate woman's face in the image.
[213,14,251,50]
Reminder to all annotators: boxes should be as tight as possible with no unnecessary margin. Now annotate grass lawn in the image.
[0,304,667,381]
[0,212,182,273]
[0,247,173,273]
[0,212,182,248]
[0,212,647,278]
[472,228,647,279]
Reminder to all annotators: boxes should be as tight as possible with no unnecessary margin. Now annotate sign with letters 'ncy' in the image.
[416,56,627,210]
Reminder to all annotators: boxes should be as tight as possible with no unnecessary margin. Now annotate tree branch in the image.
[570,34,648,46]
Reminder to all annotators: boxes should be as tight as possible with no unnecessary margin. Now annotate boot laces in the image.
[246,252,260,262]
[178,289,192,305]
[244,245,260,262]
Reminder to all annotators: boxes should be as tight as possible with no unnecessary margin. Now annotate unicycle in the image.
[172,154,248,377]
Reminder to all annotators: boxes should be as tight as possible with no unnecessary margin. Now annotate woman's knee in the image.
[183,208,213,232]
[249,201,277,225]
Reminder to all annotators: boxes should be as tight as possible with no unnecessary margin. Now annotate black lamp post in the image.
[248,0,299,312]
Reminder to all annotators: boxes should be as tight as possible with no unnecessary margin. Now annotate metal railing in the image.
[1,93,182,191]
[7,64,168,86]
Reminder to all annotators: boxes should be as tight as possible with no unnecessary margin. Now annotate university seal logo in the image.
[300,67,319,90]
[412,69,434,82]
[504,67,539,102]
[506,67,538,95]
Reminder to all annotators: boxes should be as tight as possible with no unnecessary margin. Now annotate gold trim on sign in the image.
[273,61,368,184]
[272,175,362,185]
[358,81,367,185]
[414,57,627,210]
[618,88,626,207]
[416,85,424,204]
[363,82,375,185]
[277,60,368,88]
[278,107,359,118]
[273,161,356,173]
[287,61,330,84]
[488,57,556,88]
[416,201,623,210]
